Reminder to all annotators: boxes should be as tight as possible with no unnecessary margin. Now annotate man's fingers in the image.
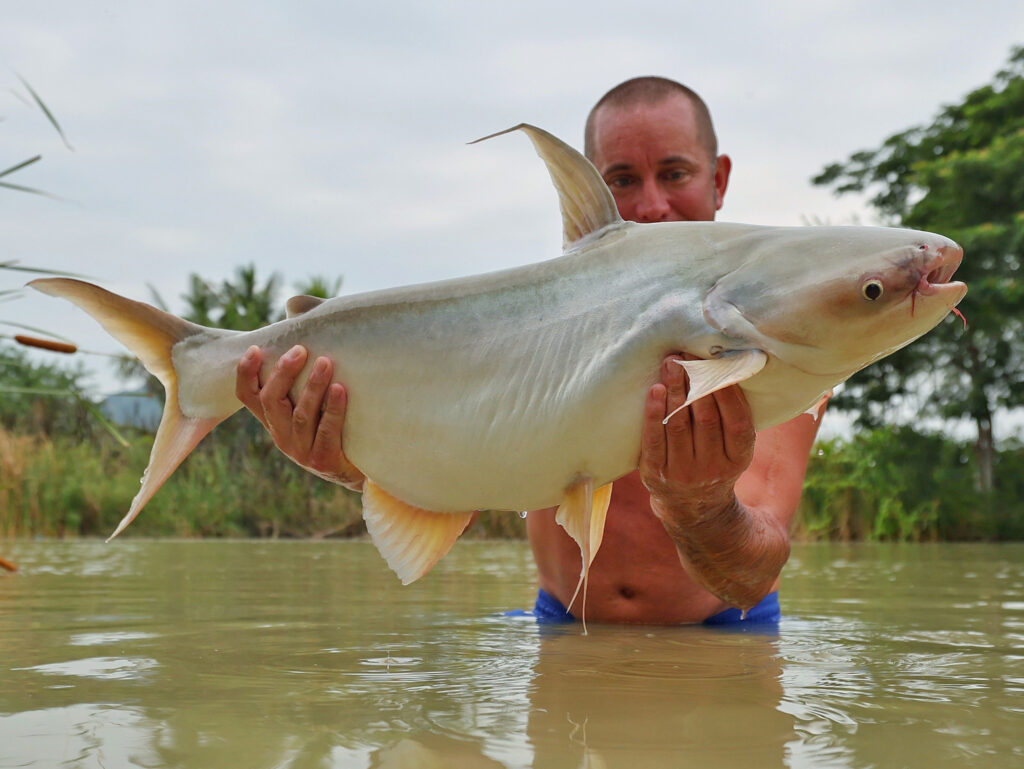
[689,385,726,465]
[291,356,333,451]
[259,345,307,436]
[640,383,669,479]
[235,346,268,428]
[312,383,365,488]
[712,385,755,465]
[662,356,695,467]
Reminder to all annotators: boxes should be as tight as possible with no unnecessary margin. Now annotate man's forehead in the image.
[591,97,703,155]
[592,123,705,175]
[593,93,699,132]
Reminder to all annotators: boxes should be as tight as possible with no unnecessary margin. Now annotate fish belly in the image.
[330,311,664,513]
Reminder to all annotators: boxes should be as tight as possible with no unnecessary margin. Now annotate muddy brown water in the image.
[1,540,1022,767]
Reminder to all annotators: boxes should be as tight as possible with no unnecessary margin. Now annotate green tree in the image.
[813,46,1024,493]
[183,265,283,331]
[0,344,91,437]
[176,264,341,330]
[121,265,342,408]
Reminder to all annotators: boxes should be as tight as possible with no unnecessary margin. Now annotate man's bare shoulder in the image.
[737,404,827,523]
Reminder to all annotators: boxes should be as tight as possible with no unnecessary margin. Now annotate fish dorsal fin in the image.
[471,123,623,250]
[663,350,769,424]
[285,295,325,318]
[361,480,475,585]
[555,478,614,632]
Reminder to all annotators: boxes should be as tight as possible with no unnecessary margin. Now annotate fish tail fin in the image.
[29,278,233,539]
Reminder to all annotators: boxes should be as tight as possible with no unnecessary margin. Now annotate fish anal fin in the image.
[664,350,768,424]
[470,124,623,250]
[285,294,325,318]
[555,478,613,631]
[362,480,474,585]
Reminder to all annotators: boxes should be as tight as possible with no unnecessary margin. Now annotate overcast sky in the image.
[3,1,1023,436]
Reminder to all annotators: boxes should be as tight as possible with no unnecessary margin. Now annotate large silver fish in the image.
[31,125,966,598]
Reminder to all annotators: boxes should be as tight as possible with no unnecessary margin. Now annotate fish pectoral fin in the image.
[555,478,613,630]
[664,350,769,424]
[361,480,474,585]
[285,294,325,318]
[803,389,834,421]
[469,124,624,250]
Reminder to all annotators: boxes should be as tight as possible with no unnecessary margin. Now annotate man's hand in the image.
[639,354,755,525]
[638,354,790,610]
[235,345,366,491]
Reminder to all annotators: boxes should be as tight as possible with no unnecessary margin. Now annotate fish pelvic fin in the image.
[470,124,623,250]
[663,350,768,425]
[28,278,234,539]
[556,478,613,633]
[362,480,475,585]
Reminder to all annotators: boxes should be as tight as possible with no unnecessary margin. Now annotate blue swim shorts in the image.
[508,587,780,625]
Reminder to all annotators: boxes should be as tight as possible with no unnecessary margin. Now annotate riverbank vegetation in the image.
[1,421,1022,542]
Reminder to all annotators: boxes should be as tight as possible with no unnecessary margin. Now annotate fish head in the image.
[703,225,966,377]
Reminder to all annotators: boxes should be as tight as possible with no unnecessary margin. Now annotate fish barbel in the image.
[30,124,966,603]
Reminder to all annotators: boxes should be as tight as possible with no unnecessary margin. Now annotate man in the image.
[235,77,824,624]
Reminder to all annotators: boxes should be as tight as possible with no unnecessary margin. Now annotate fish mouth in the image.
[910,243,967,307]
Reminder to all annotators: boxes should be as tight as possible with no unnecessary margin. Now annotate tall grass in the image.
[0,425,364,539]
[1,422,1019,542]
[0,423,528,540]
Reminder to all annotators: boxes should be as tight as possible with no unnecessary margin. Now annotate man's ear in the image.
[713,154,732,211]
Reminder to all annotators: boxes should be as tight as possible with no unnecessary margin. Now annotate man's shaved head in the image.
[584,76,718,162]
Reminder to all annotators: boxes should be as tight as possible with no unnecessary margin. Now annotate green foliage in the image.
[0,426,365,539]
[796,426,1022,542]
[183,265,284,331]
[812,46,1024,491]
[1,259,371,541]
[0,424,526,540]
[0,342,97,438]
[294,274,343,300]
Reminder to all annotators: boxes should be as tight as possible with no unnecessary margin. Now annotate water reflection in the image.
[525,623,793,768]
[2,541,1023,767]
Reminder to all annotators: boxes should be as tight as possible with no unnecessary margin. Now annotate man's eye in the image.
[663,169,690,183]
[606,175,634,189]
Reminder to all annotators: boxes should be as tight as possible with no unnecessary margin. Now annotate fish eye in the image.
[862,279,884,301]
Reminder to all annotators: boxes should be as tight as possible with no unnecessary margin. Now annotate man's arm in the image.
[639,355,823,610]
[235,345,366,491]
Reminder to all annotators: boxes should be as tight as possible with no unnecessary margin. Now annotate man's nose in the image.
[634,179,672,222]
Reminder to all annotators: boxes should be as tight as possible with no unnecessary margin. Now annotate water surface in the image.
[1,540,1022,767]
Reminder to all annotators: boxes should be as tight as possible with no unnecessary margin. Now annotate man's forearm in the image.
[651,491,791,611]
